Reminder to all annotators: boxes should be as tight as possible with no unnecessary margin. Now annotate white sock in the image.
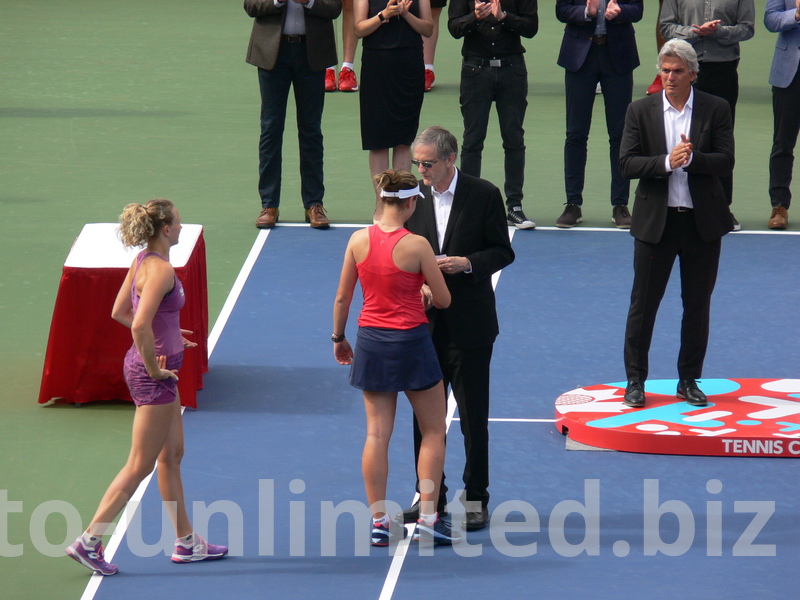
[326,65,336,71]
[419,511,437,525]
[373,515,390,527]
[81,531,100,546]
[342,62,355,71]
[177,532,194,545]
[425,64,434,72]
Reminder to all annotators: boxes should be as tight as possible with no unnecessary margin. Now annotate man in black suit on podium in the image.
[620,39,734,409]
[401,126,514,532]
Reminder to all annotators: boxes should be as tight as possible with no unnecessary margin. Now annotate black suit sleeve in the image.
[464,182,515,283]
[619,101,670,181]
[685,100,735,178]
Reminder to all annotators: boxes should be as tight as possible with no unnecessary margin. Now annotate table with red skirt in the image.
[38,223,208,408]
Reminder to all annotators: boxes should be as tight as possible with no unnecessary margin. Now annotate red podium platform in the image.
[38,223,209,409]
[555,379,800,457]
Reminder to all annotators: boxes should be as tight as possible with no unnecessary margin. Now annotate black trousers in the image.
[769,66,800,209]
[694,60,739,205]
[624,209,721,383]
[413,320,493,511]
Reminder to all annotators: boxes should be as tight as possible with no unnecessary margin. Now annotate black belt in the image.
[463,54,524,68]
[668,206,693,212]
[591,35,608,45]
[282,35,306,43]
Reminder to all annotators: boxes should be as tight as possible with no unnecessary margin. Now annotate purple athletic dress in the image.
[123,251,185,406]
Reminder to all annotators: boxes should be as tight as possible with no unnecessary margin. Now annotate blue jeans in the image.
[459,57,528,209]
[564,43,632,206]
[257,39,325,209]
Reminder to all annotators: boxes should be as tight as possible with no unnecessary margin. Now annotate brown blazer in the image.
[619,89,735,244]
[244,0,341,72]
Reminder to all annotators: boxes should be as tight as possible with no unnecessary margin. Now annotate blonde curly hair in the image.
[118,199,176,248]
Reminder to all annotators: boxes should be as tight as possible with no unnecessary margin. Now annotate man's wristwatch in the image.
[331,333,346,343]
[378,11,389,23]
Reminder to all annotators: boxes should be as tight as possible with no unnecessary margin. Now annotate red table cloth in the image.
[38,223,208,408]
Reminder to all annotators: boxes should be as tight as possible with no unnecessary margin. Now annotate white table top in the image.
[64,223,203,268]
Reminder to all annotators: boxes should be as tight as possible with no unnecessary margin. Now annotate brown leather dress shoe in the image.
[768,206,788,230]
[305,203,330,229]
[256,207,279,229]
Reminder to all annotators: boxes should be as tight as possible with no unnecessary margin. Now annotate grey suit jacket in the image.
[619,89,735,244]
[765,0,800,88]
[244,0,341,71]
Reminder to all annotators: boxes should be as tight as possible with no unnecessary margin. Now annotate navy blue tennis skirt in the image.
[349,324,442,392]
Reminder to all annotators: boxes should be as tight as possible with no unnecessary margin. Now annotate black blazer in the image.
[555,0,642,74]
[405,171,515,349]
[619,89,735,244]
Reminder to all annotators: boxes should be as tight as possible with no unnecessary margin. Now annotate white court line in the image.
[378,229,515,600]
[208,228,271,357]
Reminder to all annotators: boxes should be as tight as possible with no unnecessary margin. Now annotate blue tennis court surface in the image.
[91,227,800,599]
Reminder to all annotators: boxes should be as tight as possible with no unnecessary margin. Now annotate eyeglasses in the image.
[411,159,439,169]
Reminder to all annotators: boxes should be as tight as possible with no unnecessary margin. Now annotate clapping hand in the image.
[489,0,506,20]
[605,0,620,20]
[669,134,693,170]
[383,0,404,19]
[692,19,721,36]
[474,0,492,20]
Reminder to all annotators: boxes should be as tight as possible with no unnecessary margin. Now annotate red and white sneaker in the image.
[646,73,663,96]
[171,533,228,563]
[325,68,336,92]
[424,69,435,92]
[338,66,359,92]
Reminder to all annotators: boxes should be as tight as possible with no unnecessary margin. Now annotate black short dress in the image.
[359,0,425,151]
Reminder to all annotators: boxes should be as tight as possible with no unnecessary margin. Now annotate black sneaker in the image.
[556,203,583,228]
[507,206,536,229]
[412,515,461,545]
[612,205,632,229]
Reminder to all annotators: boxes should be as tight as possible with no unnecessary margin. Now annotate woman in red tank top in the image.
[334,170,461,546]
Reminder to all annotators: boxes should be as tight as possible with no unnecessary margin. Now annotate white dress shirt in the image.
[432,169,459,251]
[662,88,694,209]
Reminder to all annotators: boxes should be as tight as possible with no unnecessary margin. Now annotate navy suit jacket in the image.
[405,171,514,350]
[555,0,642,74]
[619,89,735,244]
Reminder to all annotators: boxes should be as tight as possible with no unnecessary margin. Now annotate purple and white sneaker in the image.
[65,536,118,576]
[171,534,228,563]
